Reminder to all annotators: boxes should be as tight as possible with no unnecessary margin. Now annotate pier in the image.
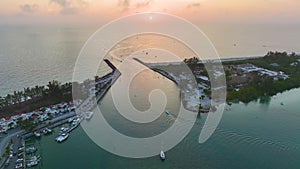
[133,58,179,85]
[95,59,121,103]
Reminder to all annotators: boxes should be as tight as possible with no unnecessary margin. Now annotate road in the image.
[0,129,24,169]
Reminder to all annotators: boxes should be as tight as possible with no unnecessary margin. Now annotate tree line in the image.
[0,80,76,110]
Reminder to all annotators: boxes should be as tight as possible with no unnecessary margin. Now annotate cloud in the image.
[20,4,39,13]
[135,0,152,8]
[118,0,130,12]
[50,0,70,7]
[49,0,87,15]
[60,7,78,15]
[118,0,152,12]
[187,2,201,8]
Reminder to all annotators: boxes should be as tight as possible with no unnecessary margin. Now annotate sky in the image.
[0,0,300,24]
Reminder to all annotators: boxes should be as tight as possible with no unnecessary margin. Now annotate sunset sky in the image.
[1,0,300,24]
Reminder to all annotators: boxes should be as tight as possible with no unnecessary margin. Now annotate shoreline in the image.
[0,51,300,168]
[0,55,263,98]
[1,52,299,117]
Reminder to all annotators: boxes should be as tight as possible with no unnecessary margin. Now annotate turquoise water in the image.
[26,85,300,169]
[1,23,300,168]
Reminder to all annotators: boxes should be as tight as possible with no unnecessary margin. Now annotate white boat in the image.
[60,127,69,133]
[25,146,36,154]
[46,128,52,133]
[42,129,47,134]
[72,118,80,126]
[71,122,80,130]
[56,133,69,143]
[34,131,41,137]
[68,117,75,123]
[27,160,38,168]
[160,150,166,160]
[26,156,40,168]
[27,155,40,162]
[85,111,93,120]
[42,128,52,134]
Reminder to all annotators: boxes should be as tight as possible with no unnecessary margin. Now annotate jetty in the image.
[133,58,178,85]
[95,59,121,103]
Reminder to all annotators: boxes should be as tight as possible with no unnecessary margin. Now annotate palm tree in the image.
[47,80,62,98]
[35,85,45,97]
[17,91,23,103]
[0,96,4,108]
[23,87,30,101]
[5,94,12,105]
[34,85,42,97]
[12,91,18,104]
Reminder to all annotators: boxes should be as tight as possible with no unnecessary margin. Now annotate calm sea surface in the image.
[1,23,300,96]
[1,23,300,169]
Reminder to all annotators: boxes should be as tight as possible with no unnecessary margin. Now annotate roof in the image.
[31,115,39,119]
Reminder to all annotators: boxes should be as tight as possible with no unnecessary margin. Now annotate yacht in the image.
[27,155,40,162]
[26,156,40,168]
[46,127,52,133]
[42,128,52,134]
[34,131,41,137]
[160,150,166,160]
[72,118,81,127]
[27,160,38,168]
[60,127,69,133]
[68,117,75,123]
[56,133,69,143]
[85,111,93,120]
[25,146,36,154]
[42,129,47,134]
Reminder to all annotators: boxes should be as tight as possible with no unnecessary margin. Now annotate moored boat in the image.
[68,117,74,123]
[60,127,69,133]
[27,160,38,168]
[160,150,166,160]
[34,131,41,137]
[25,146,36,154]
[85,111,93,120]
[56,133,69,143]
[26,155,40,168]
[46,127,52,133]
[72,118,80,126]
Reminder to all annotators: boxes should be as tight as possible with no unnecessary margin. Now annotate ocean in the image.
[1,23,300,169]
[1,23,300,96]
